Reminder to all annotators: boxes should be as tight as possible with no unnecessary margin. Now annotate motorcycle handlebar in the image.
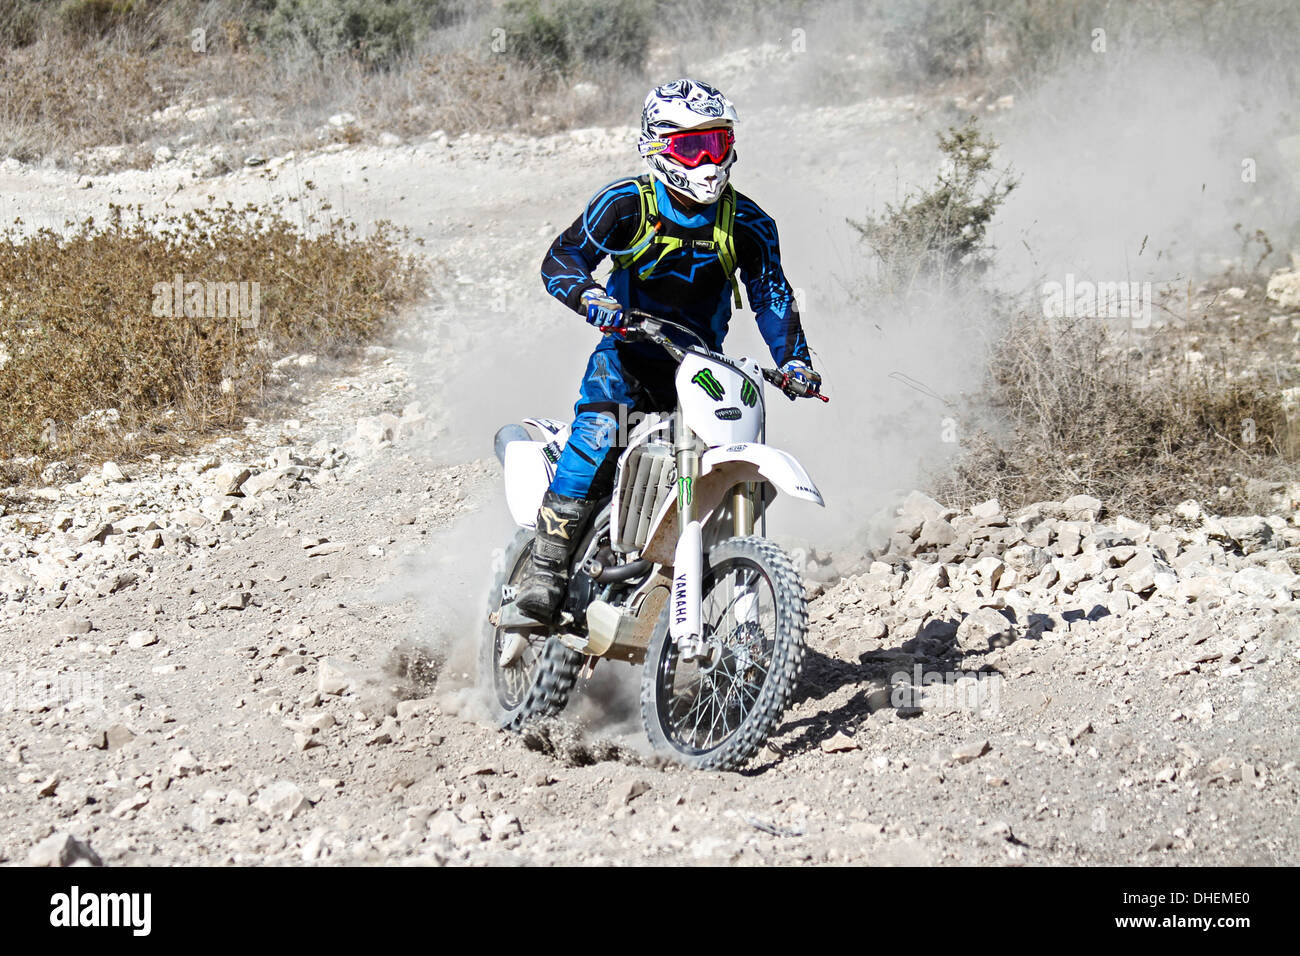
[761,366,830,403]
[601,310,828,403]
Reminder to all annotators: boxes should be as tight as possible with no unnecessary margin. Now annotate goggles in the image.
[654,127,735,168]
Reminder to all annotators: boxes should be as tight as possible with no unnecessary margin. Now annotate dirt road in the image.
[3,99,1298,867]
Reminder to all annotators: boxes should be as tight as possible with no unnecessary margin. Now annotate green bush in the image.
[253,0,463,69]
[504,0,569,72]
[0,1,43,47]
[877,0,986,80]
[850,119,1017,294]
[505,0,651,75]
[56,0,157,40]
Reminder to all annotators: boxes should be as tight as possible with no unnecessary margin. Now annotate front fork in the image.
[670,420,704,661]
[670,422,758,662]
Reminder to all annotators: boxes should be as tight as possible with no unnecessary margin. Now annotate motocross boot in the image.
[514,490,597,624]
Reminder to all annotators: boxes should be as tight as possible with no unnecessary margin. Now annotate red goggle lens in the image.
[661,128,734,167]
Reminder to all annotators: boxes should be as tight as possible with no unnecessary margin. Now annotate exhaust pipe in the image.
[583,557,652,582]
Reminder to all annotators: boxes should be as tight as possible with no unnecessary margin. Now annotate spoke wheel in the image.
[479,528,582,730]
[640,536,806,770]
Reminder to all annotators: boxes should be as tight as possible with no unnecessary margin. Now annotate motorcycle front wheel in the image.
[640,535,807,770]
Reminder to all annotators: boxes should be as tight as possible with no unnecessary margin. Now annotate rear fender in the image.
[501,420,571,527]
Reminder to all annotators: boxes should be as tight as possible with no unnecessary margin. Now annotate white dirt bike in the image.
[482,310,826,770]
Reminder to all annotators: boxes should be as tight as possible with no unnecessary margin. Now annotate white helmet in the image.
[637,78,738,204]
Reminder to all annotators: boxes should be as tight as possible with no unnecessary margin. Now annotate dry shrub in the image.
[0,0,646,172]
[0,30,635,170]
[0,42,176,164]
[850,120,1017,296]
[0,203,425,473]
[936,312,1299,517]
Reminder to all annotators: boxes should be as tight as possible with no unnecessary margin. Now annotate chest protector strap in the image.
[612,176,743,309]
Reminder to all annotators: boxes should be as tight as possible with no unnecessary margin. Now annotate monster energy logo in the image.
[691,368,724,401]
[677,475,694,508]
[740,378,758,407]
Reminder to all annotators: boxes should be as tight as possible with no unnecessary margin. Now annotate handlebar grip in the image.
[761,367,827,401]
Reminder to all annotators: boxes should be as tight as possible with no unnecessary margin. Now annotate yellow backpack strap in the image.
[611,176,663,272]
[713,185,742,308]
[617,180,742,309]
[632,178,681,278]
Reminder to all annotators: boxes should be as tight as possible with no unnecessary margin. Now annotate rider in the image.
[515,78,822,624]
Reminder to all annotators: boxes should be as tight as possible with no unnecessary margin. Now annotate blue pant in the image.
[550,339,675,500]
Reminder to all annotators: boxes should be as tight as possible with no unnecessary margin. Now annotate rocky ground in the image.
[3,93,1299,867]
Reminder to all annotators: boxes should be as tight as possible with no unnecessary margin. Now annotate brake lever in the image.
[772,371,830,403]
[599,324,642,340]
[600,322,649,342]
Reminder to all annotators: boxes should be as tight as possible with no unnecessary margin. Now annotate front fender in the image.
[639,443,823,565]
[701,443,824,507]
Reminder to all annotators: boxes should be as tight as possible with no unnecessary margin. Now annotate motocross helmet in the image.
[638,78,738,205]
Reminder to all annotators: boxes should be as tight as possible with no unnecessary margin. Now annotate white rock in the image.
[956,607,1016,651]
[971,556,1006,589]
[211,464,251,496]
[489,813,522,841]
[1232,567,1295,599]
[1266,269,1300,309]
[952,739,991,763]
[240,470,281,496]
[907,562,949,598]
[171,748,200,776]
[256,780,307,820]
[1061,494,1102,521]
[356,414,400,448]
[317,657,355,696]
[899,490,945,523]
[127,631,158,649]
[28,832,102,867]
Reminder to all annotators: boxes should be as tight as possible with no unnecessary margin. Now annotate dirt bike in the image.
[481,310,827,770]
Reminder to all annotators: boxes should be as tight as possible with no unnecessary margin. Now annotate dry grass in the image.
[4,0,1299,174]
[0,34,590,169]
[0,203,425,480]
[935,305,1300,518]
[851,113,1299,519]
[0,1,655,172]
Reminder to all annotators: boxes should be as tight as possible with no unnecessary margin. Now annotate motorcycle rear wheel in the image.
[640,535,806,770]
[479,527,583,731]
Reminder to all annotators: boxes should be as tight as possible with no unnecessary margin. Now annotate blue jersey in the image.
[541,177,811,367]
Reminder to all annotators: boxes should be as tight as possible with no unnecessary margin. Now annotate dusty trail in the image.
[2,99,1298,867]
